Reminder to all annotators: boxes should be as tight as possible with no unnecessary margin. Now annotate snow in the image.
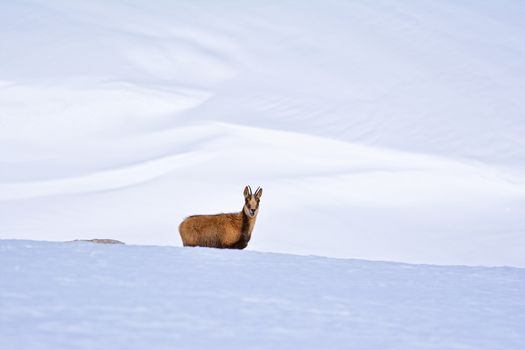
[1,1,525,267]
[1,240,524,349]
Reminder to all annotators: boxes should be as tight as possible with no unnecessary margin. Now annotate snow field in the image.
[1,1,525,266]
[1,240,524,350]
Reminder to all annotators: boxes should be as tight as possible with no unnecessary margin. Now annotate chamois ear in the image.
[255,187,263,199]
[243,185,252,199]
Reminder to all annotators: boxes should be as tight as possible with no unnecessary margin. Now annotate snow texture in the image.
[1,240,524,350]
[1,2,525,266]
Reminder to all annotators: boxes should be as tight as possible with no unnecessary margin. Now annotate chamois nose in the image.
[250,209,256,215]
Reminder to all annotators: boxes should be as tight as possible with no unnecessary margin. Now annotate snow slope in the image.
[1,240,524,350]
[1,1,525,266]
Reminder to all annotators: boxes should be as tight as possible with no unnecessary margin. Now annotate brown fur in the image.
[179,186,262,249]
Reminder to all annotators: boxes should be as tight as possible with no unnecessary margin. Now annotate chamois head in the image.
[243,185,263,218]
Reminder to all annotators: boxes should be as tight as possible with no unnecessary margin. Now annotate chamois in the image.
[179,186,263,249]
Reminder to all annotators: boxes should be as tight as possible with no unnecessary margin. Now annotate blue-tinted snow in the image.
[1,240,524,349]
